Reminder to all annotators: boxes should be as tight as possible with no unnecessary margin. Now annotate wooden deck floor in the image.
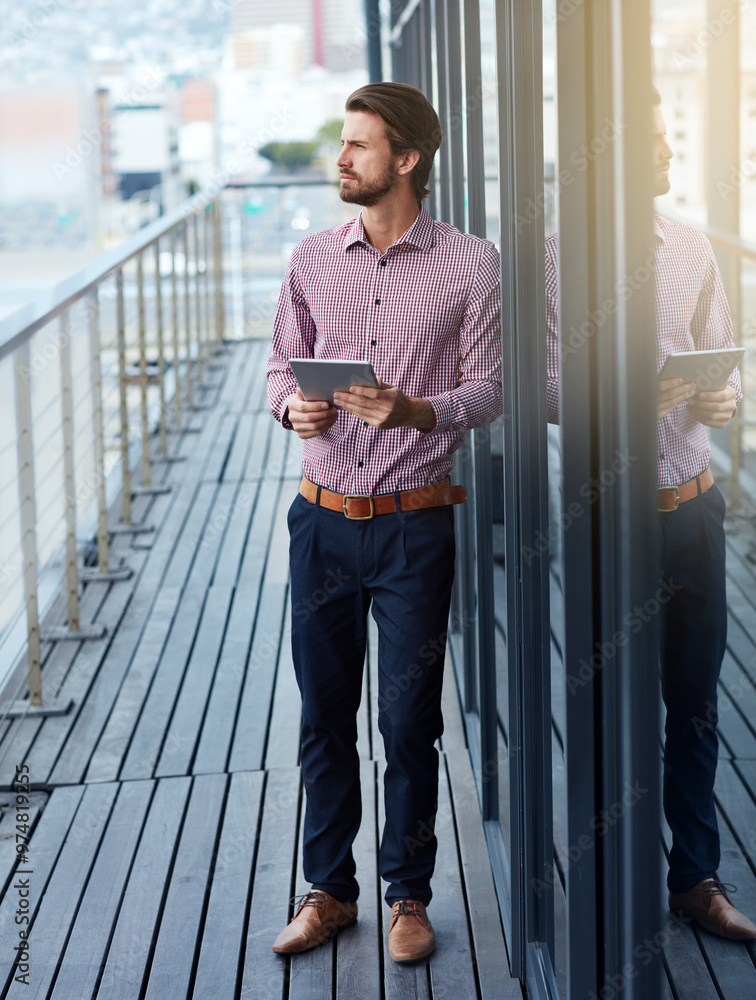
[0,340,521,1000]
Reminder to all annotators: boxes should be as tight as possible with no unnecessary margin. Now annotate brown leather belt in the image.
[299,475,467,520]
[657,466,714,512]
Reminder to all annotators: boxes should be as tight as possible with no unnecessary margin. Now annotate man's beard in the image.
[339,167,397,207]
[654,166,671,197]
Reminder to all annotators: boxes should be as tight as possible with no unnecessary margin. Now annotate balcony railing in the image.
[0,193,225,712]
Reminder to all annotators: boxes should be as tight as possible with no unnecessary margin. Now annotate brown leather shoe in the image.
[669,878,756,940]
[388,899,436,962]
[272,890,358,954]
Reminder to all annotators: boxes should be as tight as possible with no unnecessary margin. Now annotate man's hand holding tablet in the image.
[657,348,742,427]
[285,358,436,437]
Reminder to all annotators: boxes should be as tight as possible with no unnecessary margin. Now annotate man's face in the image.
[652,105,674,197]
[336,110,400,207]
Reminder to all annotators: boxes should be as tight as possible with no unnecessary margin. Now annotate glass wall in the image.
[388,2,662,998]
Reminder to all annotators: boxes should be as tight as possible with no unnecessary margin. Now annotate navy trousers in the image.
[287,490,456,905]
[659,483,727,894]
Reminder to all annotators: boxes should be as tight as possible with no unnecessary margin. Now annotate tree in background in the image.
[257,141,319,172]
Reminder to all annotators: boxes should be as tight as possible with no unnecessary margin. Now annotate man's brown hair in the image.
[345,82,443,203]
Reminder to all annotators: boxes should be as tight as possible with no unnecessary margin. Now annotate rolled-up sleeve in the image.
[426,243,503,432]
[266,244,317,424]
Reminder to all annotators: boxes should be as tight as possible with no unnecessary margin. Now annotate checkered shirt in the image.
[267,205,503,494]
[545,215,742,488]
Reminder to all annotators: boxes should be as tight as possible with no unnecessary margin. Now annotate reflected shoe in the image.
[669,878,756,940]
[388,899,436,962]
[272,889,358,954]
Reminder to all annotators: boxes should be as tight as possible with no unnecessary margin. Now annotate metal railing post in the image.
[171,226,182,429]
[45,312,106,641]
[184,223,194,408]
[137,252,152,490]
[155,239,169,457]
[80,287,132,583]
[204,207,213,368]
[193,212,204,386]
[15,342,42,706]
[213,197,225,347]
[113,267,155,534]
[117,268,132,525]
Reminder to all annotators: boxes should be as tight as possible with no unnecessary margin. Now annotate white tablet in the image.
[289,358,379,404]
[657,348,744,391]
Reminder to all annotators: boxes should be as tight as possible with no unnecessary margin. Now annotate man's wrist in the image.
[410,397,436,432]
[281,405,294,430]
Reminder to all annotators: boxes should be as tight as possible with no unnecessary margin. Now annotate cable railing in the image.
[0,191,226,715]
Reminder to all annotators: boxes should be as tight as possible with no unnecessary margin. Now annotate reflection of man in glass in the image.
[545,88,756,939]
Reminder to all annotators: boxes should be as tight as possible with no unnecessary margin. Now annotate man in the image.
[545,88,756,940]
[266,82,502,961]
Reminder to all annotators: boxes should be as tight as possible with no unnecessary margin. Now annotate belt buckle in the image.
[657,486,679,512]
[343,494,374,520]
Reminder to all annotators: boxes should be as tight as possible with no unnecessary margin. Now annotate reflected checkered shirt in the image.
[267,206,503,494]
[545,215,742,488]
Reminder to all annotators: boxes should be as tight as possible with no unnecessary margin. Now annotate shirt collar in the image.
[653,213,667,243]
[341,204,436,254]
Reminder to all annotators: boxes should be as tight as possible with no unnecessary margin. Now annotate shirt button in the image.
[660,453,665,460]
[357,460,364,468]
[375,299,381,305]
[370,339,377,346]
[380,260,387,267]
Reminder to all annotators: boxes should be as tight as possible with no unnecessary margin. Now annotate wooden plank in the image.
[115,587,204,781]
[336,759,381,1000]
[440,651,467,754]
[663,917,721,1000]
[185,482,240,590]
[229,582,288,773]
[426,764,481,1000]
[240,768,301,1000]
[0,790,46,900]
[288,780,335,1000]
[211,478,262,587]
[96,777,191,999]
[84,586,183,784]
[222,411,257,482]
[0,564,141,787]
[244,409,274,482]
[43,781,154,1000]
[202,413,238,484]
[160,481,219,589]
[236,479,282,590]
[192,771,265,999]
[446,750,521,999]
[154,586,233,777]
[377,759,429,1000]
[141,773,227,1000]
[0,785,85,994]
[192,585,263,775]
[264,606,303,769]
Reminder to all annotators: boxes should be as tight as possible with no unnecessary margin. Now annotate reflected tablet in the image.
[288,358,379,404]
[657,348,745,391]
